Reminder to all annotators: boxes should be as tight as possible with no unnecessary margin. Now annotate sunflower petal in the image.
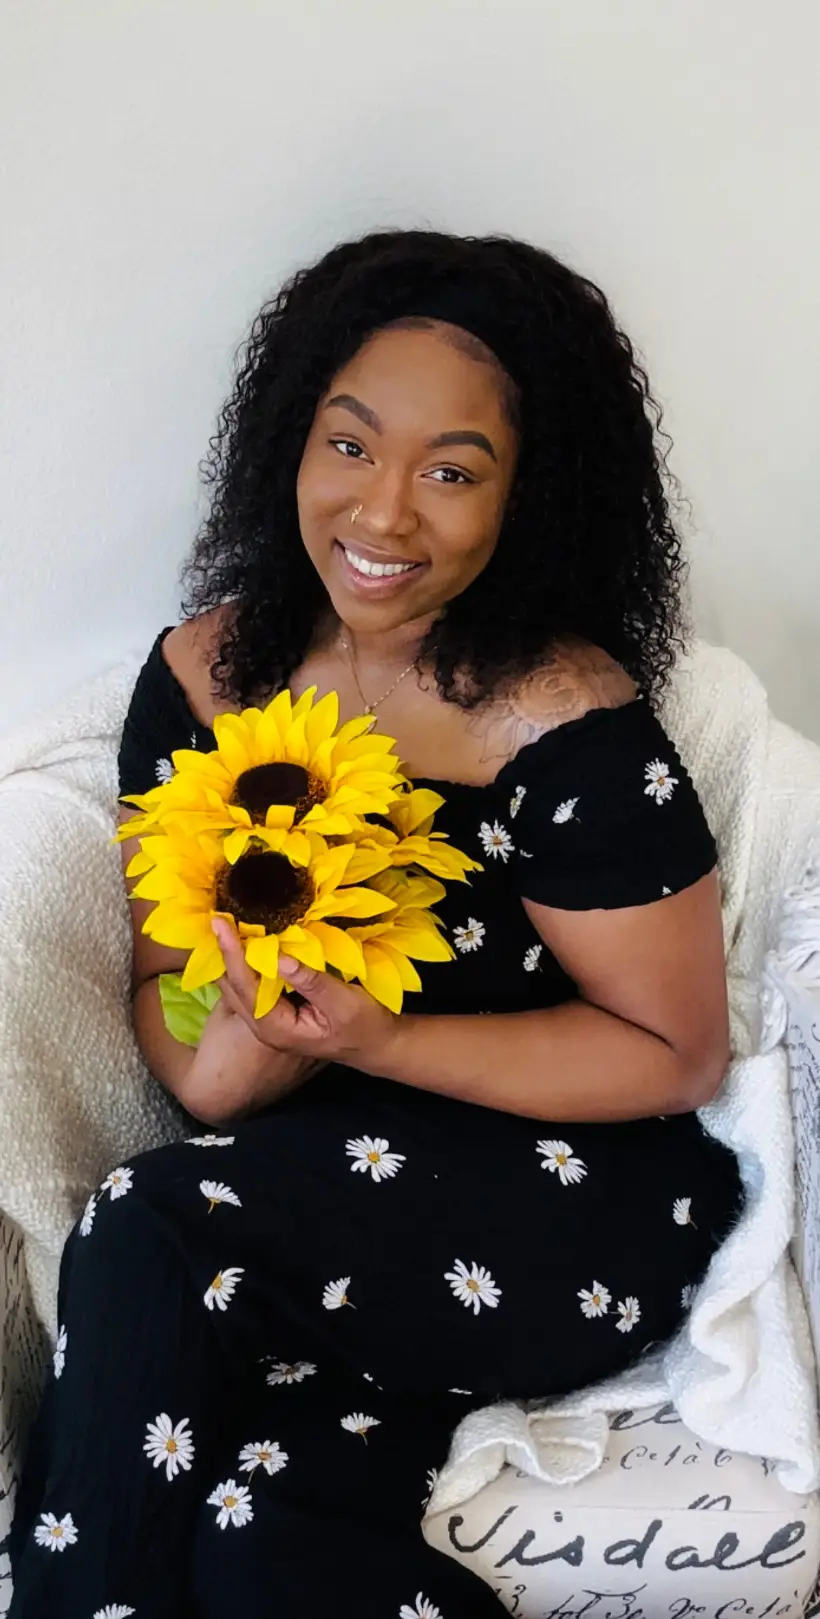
[389,788,445,837]
[282,711,308,766]
[309,921,366,979]
[224,827,252,865]
[211,713,256,778]
[255,974,284,1018]
[264,804,296,830]
[377,940,423,994]
[181,934,226,991]
[315,888,396,921]
[276,925,325,972]
[245,935,280,978]
[342,845,393,884]
[360,944,405,1014]
[291,686,318,721]
[388,922,454,962]
[304,689,340,751]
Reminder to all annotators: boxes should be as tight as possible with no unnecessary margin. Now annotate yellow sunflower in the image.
[128,830,397,1017]
[344,869,456,1014]
[343,788,482,886]
[117,687,405,860]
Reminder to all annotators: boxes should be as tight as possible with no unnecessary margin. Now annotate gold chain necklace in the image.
[339,635,416,717]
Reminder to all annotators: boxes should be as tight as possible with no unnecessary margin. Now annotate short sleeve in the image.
[118,629,214,798]
[496,699,717,911]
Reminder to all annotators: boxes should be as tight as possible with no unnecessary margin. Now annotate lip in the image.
[333,540,428,598]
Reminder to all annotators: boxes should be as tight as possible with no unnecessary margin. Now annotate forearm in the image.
[132,979,312,1126]
[132,978,196,1099]
[378,1001,719,1122]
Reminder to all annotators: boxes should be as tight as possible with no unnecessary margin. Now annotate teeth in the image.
[343,546,417,579]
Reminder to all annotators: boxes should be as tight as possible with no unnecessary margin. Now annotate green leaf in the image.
[158,974,221,1047]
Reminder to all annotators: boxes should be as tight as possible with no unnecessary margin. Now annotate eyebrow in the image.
[325,395,498,464]
[426,429,497,463]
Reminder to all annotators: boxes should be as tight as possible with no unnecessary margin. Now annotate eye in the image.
[426,466,475,486]
[330,438,368,460]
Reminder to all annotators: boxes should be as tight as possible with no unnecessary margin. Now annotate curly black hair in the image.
[183,229,685,707]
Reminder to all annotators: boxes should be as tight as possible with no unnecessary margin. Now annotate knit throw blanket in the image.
[0,644,818,1549]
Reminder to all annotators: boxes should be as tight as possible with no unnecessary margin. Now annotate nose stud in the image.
[350,504,363,525]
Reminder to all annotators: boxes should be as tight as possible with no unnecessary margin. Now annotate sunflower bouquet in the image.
[118,688,480,1044]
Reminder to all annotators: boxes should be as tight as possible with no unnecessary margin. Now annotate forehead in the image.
[326,324,515,435]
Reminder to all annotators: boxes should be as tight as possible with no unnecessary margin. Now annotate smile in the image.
[341,545,421,579]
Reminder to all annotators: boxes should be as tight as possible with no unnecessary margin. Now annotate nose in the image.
[358,466,419,541]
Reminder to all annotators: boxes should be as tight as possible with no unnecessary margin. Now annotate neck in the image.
[337,610,436,668]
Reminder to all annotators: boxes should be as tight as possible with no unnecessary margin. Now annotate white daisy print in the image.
[199,1179,242,1213]
[143,1413,195,1481]
[53,1324,67,1381]
[341,1412,381,1443]
[509,784,526,818]
[553,797,579,824]
[265,1359,317,1387]
[155,757,174,784]
[644,759,679,804]
[93,1607,136,1618]
[346,1137,406,1183]
[523,943,543,972]
[422,1466,438,1507]
[187,1134,235,1147]
[536,1139,588,1186]
[323,1276,354,1311]
[616,1296,641,1334]
[78,1192,97,1237]
[238,1439,288,1477]
[673,1197,695,1226]
[444,1259,502,1315]
[681,1282,696,1310]
[204,1266,244,1312]
[476,815,515,867]
[400,1596,444,1619]
[662,885,672,897]
[478,820,514,862]
[207,1478,253,1530]
[33,1511,78,1552]
[448,1387,473,1396]
[101,1166,133,1201]
[453,917,485,953]
[578,1280,611,1318]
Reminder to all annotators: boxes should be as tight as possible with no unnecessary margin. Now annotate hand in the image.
[184,994,319,1126]
[212,920,400,1077]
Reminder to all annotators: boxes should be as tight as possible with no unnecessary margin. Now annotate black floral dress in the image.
[10,633,743,1619]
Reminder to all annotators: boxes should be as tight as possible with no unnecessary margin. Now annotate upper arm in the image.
[501,694,728,1104]
[524,875,729,1100]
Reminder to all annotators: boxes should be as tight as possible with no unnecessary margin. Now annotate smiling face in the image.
[296,322,519,638]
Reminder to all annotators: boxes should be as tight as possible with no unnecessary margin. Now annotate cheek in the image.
[433,492,505,572]
[296,449,345,521]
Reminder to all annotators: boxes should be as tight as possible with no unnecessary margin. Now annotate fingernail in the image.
[279,955,299,976]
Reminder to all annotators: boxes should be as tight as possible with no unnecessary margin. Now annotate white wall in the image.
[2,0,818,738]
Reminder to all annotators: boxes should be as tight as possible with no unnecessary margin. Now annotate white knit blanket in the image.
[0,643,818,1548]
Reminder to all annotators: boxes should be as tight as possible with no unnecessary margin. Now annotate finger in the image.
[281,951,348,1003]
[212,919,258,1018]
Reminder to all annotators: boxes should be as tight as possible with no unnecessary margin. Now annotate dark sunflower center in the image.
[232,763,325,825]
[215,850,314,932]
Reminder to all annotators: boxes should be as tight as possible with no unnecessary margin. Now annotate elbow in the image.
[665,1037,732,1115]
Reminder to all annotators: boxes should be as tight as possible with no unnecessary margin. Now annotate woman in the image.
[11,229,742,1618]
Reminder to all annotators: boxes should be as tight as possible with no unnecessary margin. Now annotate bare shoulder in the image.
[466,642,637,769]
[162,606,236,727]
